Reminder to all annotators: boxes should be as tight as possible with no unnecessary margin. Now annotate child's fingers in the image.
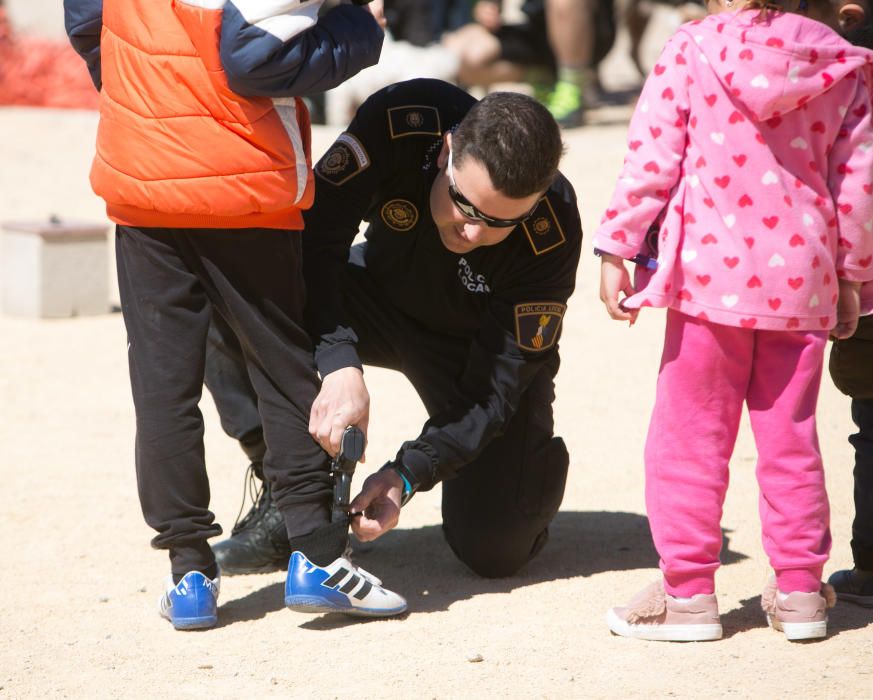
[606,297,635,321]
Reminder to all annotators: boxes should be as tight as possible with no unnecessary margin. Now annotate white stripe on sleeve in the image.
[272,97,310,205]
[231,0,325,42]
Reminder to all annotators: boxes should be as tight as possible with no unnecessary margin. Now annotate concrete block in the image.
[1,219,110,318]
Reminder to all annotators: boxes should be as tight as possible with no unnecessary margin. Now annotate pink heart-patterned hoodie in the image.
[594,10,873,331]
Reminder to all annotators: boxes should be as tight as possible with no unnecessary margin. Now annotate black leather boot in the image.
[213,465,291,575]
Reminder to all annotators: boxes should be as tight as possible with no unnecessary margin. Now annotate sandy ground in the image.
[2,9,873,700]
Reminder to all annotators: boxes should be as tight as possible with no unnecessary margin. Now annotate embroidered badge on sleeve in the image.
[388,105,442,139]
[514,302,566,351]
[316,133,370,186]
[521,197,566,255]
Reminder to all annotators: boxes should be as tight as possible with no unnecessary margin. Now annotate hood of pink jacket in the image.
[688,10,871,122]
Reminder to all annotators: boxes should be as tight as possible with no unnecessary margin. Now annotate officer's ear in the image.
[436,132,451,170]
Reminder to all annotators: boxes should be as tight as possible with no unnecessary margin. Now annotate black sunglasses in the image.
[447,147,536,228]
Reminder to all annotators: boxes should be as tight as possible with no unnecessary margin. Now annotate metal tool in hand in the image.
[331,426,365,523]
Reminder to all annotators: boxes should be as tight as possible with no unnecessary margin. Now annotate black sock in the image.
[287,520,348,567]
[172,563,218,585]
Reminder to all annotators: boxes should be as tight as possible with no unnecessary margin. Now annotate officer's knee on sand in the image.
[442,523,549,578]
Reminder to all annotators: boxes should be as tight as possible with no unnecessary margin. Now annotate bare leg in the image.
[544,0,597,127]
[443,23,528,87]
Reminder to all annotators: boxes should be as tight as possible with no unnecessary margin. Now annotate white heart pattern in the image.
[681,249,698,262]
[809,294,820,308]
[711,132,726,145]
[803,213,814,227]
[641,100,650,114]
[723,214,736,228]
[839,106,848,117]
[722,294,739,308]
[791,137,808,149]
[688,174,700,188]
[768,253,785,267]
[750,74,770,88]
[761,171,778,185]
[788,66,800,84]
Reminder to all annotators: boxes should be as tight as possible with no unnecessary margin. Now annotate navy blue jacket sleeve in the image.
[220,3,384,98]
[63,0,103,91]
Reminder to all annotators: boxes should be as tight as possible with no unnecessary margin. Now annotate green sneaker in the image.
[547,80,585,129]
[827,568,873,607]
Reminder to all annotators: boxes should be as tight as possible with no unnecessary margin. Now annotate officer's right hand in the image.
[309,367,370,458]
[350,470,402,542]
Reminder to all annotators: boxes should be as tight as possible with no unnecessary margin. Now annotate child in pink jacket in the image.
[594,0,873,642]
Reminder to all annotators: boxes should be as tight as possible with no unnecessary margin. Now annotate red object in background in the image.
[0,8,99,109]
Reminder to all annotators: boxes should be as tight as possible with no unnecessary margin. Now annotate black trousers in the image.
[116,226,331,576]
[208,245,569,578]
[830,314,873,570]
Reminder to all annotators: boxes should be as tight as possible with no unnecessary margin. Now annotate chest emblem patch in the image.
[514,302,566,351]
[381,199,419,231]
[521,197,566,255]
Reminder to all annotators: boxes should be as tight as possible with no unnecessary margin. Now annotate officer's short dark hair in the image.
[452,91,564,199]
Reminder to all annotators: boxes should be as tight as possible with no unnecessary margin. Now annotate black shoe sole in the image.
[218,559,288,576]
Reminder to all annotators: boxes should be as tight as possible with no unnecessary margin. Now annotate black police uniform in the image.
[212,79,583,577]
[829,315,873,572]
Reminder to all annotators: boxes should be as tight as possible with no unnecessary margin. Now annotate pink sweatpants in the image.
[645,310,831,597]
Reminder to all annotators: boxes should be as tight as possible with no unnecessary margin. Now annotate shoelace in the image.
[231,463,267,535]
[340,543,383,587]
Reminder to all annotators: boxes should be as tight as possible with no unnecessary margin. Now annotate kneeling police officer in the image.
[210,78,583,580]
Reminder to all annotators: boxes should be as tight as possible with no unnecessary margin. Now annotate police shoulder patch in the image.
[316,132,370,186]
[381,199,419,231]
[521,196,566,256]
[514,302,566,352]
[388,105,442,139]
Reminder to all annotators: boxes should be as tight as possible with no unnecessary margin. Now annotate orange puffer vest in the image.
[92,0,314,229]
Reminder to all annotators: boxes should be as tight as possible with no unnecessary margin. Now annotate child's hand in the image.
[832,279,862,340]
[599,253,639,324]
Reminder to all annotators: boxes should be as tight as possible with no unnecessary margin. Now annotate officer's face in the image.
[430,135,542,255]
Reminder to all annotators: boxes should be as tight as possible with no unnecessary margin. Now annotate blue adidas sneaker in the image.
[158,571,220,630]
[284,551,407,617]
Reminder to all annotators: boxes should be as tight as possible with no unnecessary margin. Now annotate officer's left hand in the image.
[349,470,402,541]
[309,367,370,458]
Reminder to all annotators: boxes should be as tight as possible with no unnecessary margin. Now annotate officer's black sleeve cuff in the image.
[381,443,440,494]
[315,341,363,378]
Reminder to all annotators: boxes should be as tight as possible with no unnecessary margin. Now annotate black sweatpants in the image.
[204,312,265,463]
[116,226,332,576]
[207,245,569,578]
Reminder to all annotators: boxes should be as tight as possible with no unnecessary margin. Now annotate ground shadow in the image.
[825,598,873,636]
[720,595,765,638]
[720,593,873,640]
[220,510,747,627]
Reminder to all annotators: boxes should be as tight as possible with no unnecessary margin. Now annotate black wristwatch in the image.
[351,0,374,5]
[382,461,416,507]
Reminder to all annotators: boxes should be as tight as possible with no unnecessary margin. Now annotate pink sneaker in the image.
[606,580,723,641]
[761,577,836,641]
